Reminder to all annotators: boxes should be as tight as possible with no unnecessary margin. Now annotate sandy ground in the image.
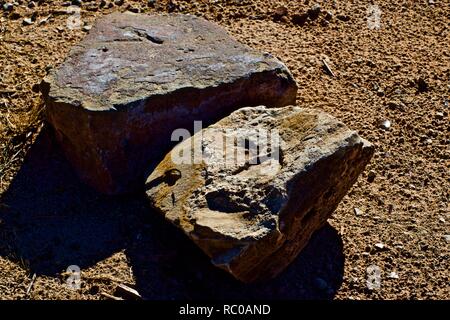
[0,0,448,300]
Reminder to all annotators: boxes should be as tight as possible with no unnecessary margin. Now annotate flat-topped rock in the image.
[146,106,374,282]
[41,12,297,194]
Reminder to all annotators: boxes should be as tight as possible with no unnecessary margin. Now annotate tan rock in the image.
[41,12,297,194]
[146,106,374,282]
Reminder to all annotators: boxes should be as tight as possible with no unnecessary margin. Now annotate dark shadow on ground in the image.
[0,126,144,275]
[0,126,344,299]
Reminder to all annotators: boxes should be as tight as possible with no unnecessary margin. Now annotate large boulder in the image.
[41,12,297,194]
[146,106,374,282]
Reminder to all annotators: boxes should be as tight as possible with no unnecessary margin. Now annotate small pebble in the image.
[444,235,450,242]
[435,112,444,119]
[354,207,363,216]
[367,170,376,183]
[379,119,391,130]
[388,272,399,279]
[374,243,386,250]
[307,4,321,20]
[71,0,82,6]
[82,25,92,32]
[114,0,124,6]
[3,3,14,11]
[22,17,33,25]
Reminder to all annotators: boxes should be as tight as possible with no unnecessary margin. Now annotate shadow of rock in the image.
[0,126,344,299]
[127,219,345,300]
[0,126,146,275]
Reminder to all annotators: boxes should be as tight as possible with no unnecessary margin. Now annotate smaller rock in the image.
[388,271,399,279]
[354,207,363,216]
[417,77,429,92]
[114,0,123,6]
[71,0,82,6]
[3,3,14,11]
[61,1,71,7]
[147,0,156,7]
[374,243,386,250]
[99,0,106,8]
[22,17,33,25]
[82,25,92,32]
[324,10,333,20]
[292,13,308,26]
[444,235,450,242]
[378,119,391,130]
[435,111,444,119]
[438,217,445,223]
[273,6,288,22]
[307,4,321,20]
[28,1,36,8]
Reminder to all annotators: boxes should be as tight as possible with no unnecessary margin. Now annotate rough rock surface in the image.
[41,12,297,194]
[146,106,374,282]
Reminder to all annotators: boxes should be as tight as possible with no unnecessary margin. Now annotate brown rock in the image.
[146,106,374,282]
[41,12,297,194]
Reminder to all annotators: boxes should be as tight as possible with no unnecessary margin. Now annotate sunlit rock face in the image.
[146,106,374,282]
[41,13,297,194]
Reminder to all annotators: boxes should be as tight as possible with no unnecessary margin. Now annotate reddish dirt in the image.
[0,0,448,300]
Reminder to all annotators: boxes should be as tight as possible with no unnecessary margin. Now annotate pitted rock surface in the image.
[146,106,374,282]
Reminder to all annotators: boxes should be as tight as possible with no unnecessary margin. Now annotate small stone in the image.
[337,14,350,22]
[425,138,432,145]
[114,0,123,6]
[307,4,321,20]
[3,3,14,11]
[82,25,92,32]
[71,0,82,6]
[147,0,156,7]
[388,271,399,279]
[61,1,71,7]
[28,1,36,8]
[273,6,288,22]
[354,207,363,216]
[435,112,444,119]
[367,170,376,183]
[146,106,374,282]
[22,17,33,25]
[417,77,429,92]
[99,0,106,8]
[444,235,450,242]
[374,243,386,250]
[379,119,391,130]
[292,13,309,26]
[324,10,333,20]
[439,217,445,223]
